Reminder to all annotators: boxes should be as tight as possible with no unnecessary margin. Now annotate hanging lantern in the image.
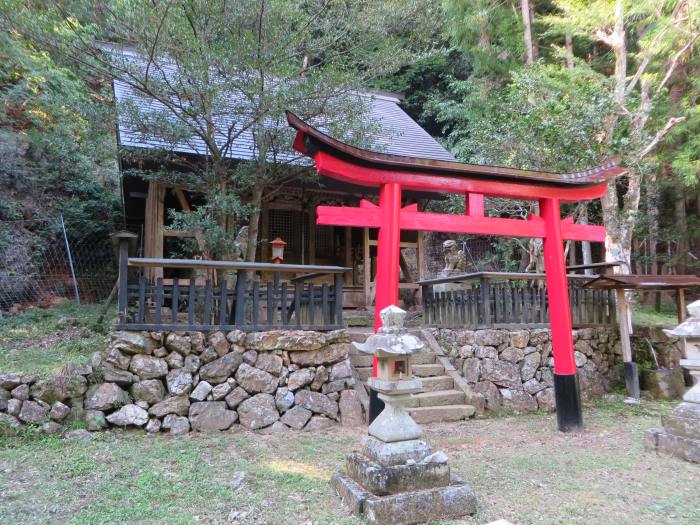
[270,237,287,264]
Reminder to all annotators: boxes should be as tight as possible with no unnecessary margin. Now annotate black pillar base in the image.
[623,361,640,400]
[368,388,385,424]
[554,373,583,432]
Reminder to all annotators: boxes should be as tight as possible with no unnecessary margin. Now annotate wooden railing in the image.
[114,238,348,332]
[420,272,616,329]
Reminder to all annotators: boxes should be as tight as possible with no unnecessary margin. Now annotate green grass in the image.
[632,302,679,329]
[1,400,698,525]
[0,302,112,378]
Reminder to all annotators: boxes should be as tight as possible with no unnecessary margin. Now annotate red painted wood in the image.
[316,205,606,242]
[466,193,485,216]
[313,151,621,202]
[375,183,402,330]
[541,198,577,375]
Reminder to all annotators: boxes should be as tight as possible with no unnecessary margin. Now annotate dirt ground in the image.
[1,398,698,525]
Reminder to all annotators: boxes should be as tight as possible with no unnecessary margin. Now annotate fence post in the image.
[60,215,80,304]
[113,231,138,324]
[334,273,343,327]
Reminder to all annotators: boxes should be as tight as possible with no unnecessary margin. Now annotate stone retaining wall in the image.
[0,329,365,436]
[427,327,622,413]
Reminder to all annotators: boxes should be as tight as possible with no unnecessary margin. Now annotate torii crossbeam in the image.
[287,111,627,432]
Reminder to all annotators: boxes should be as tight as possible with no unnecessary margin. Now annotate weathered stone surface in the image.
[41,421,63,434]
[261,421,289,434]
[0,413,22,435]
[295,389,338,419]
[200,346,218,364]
[310,366,329,390]
[255,353,283,376]
[500,389,537,413]
[111,331,157,355]
[646,427,700,463]
[474,381,501,411]
[339,390,364,427]
[6,398,22,416]
[18,400,48,424]
[153,347,167,358]
[474,346,497,360]
[130,355,168,380]
[49,401,70,421]
[85,383,129,411]
[208,331,229,357]
[287,368,315,390]
[224,386,250,409]
[148,395,190,417]
[330,472,374,517]
[190,332,206,353]
[130,379,165,405]
[574,351,588,367]
[536,388,556,412]
[330,359,353,381]
[184,354,201,373]
[166,369,193,396]
[361,436,432,467]
[242,350,258,366]
[145,418,161,433]
[165,351,184,369]
[519,352,540,382]
[190,381,213,401]
[85,410,107,431]
[199,352,243,384]
[481,359,521,389]
[523,378,546,395]
[63,428,92,440]
[500,347,524,363]
[211,382,231,400]
[169,416,190,435]
[474,329,505,346]
[106,404,149,426]
[0,374,22,390]
[529,328,550,345]
[237,393,279,430]
[280,405,312,429]
[346,452,450,496]
[226,329,246,346]
[509,330,529,349]
[462,358,480,383]
[30,375,88,404]
[322,378,354,394]
[290,343,350,366]
[105,347,131,370]
[304,415,334,431]
[246,330,328,351]
[189,401,238,431]
[362,482,477,524]
[11,383,29,400]
[165,333,192,356]
[275,387,294,413]
[235,363,277,394]
[102,365,137,385]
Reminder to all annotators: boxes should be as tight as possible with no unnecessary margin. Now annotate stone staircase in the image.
[348,331,476,424]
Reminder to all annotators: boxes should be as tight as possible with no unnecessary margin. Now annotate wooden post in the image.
[677,288,687,358]
[344,226,353,285]
[144,182,166,280]
[616,287,640,400]
[113,232,138,324]
[308,201,317,265]
[541,197,583,431]
[363,227,371,308]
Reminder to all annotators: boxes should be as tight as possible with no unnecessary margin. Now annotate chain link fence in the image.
[0,217,142,312]
[422,232,517,277]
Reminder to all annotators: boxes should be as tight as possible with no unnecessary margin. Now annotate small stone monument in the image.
[645,300,700,463]
[331,305,477,524]
[434,240,469,293]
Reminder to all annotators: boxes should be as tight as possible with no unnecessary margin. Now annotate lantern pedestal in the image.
[645,301,700,463]
[331,305,476,524]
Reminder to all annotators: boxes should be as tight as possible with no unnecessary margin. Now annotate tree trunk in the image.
[579,204,593,274]
[245,177,265,264]
[565,32,574,69]
[521,0,534,64]
[675,184,688,274]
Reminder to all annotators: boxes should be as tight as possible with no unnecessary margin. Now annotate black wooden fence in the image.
[420,272,616,329]
[114,236,348,332]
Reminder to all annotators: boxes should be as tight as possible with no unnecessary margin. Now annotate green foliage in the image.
[433,62,613,171]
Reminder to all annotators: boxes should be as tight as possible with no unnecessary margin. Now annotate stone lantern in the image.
[330,305,476,524]
[645,300,700,463]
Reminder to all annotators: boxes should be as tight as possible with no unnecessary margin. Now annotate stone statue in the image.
[441,239,467,277]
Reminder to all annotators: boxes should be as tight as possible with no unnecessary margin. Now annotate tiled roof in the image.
[113,80,455,164]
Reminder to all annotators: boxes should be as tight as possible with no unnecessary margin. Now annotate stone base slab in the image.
[331,471,477,525]
[646,427,700,463]
[346,452,450,496]
[361,435,431,466]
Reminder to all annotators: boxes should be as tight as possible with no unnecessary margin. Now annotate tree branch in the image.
[636,116,686,161]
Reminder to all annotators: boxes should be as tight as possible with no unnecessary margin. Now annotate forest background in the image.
[1,0,699,308]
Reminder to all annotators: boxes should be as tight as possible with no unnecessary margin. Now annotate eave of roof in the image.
[287,111,629,188]
[582,274,700,290]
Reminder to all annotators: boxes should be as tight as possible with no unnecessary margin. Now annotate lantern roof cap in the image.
[352,305,424,356]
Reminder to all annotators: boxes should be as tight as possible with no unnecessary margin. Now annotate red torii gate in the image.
[287,112,627,432]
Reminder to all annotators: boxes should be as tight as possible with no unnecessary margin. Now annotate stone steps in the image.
[356,367,373,382]
[408,405,475,424]
[419,375,455,392]
[412,390,466,408]
[351,354,375,368]
[411,352,437,365]
[411,364,445,377]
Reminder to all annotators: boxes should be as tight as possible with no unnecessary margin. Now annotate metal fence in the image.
[0,217,141,310]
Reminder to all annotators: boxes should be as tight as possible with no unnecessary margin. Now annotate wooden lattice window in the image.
[268,209,302,258]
